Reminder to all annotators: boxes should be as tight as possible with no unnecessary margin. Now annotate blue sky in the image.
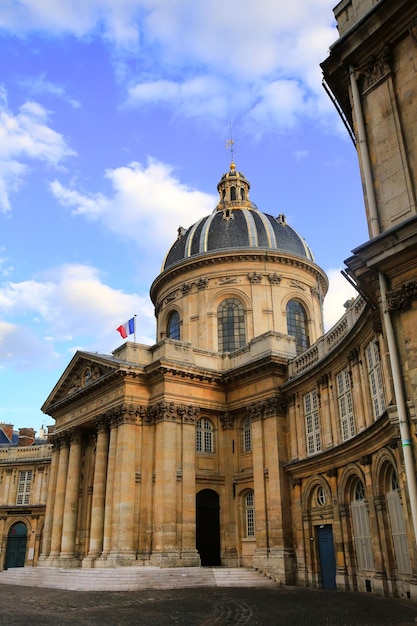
[0,1,366,435]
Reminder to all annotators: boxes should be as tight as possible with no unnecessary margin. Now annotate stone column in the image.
[180,406,200,566]
[96,415,118,565]
[49,433,70,562]
[60,429,82,565]
[38,438,60,563]
[219,411,238,567]
[108,408,137,565]
[83,416,109,567]
[150,404,180,567]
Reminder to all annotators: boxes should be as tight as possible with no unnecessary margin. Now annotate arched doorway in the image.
[196,489,221,566]
[5,522,28,569]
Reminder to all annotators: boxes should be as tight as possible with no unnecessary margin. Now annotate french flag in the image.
[116,317,135,339]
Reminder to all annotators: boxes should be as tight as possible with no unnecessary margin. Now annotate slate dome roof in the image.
[163,163,314,270]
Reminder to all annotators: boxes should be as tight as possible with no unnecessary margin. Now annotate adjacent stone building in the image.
[2,0,417,600]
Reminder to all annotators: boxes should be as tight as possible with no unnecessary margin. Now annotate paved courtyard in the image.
[0,584,416,625]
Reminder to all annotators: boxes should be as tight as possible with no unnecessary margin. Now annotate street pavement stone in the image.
[0,584,416,625]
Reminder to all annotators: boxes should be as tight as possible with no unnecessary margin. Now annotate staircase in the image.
[0,566,277,591]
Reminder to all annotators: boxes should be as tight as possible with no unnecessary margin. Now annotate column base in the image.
[179,548,201,567]
[149,550,182,568]
[105,549,137,567]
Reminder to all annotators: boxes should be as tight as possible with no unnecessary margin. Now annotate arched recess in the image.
[374,453,412,575]
[196,489,221,566]
[166,309,181,340]
[5,521,28,569]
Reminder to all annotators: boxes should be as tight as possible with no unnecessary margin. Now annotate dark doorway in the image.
[5,522,28,569]
[196,489,221,566]
[317,524,336,589]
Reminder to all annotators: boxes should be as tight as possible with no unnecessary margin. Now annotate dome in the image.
[163,163,314,270]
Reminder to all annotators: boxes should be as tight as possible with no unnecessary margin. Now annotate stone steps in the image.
[0,566,277,591]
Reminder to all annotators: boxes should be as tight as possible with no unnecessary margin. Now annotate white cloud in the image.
[0,1,339,132]
[0,263,154,370]
[50,158,216,260]
[323,268,357,331]
[19,75,81,109]
[0,89,76,212]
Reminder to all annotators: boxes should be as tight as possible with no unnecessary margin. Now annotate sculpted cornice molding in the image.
[361,45,391,94]
[386,280,417,311]
[246,394,287,421]
[148,401,199,424]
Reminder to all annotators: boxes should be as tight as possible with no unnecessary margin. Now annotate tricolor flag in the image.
[116,317,135,339]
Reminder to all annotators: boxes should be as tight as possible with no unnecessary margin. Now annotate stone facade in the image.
[2,0,417,601]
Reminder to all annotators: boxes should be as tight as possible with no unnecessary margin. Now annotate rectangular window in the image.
[304,390,321,455]
[336,368,356,441]
[245,491,255,537]
[365,341,386,420]
[16,469,32,505]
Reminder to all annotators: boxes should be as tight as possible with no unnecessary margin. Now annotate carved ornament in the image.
[386,280,417,311]
[246,394,286,421]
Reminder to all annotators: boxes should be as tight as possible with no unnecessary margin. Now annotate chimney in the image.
[18,428,35,447]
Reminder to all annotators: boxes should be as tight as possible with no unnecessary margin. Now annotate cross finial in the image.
[225,121,235,165]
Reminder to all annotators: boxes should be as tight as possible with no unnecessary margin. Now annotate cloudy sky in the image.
[0,0,367,434]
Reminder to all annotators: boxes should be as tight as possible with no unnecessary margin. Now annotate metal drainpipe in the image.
[349,65,417,544]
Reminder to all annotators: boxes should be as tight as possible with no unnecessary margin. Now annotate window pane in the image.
[218,299,246,352]
[286,300,309,355]
[167,311,180,340]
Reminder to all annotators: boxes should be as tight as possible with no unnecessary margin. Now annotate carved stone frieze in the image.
[148,401,199,424]
[246,394,286,421]
[220,412,235,430]
[289,279,305,291]
[386,280,417,311]
[248,272,262,284]
[218,276,237,285]
[361,46,391,93]
[196,276,209,290]
[181,282,192,295]
[267,272,282,285]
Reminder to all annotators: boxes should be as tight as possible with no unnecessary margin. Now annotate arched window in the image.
[240,188,245,200]
[230,186,237,201]
[350,479,374,571]
[167,311,180,340]
[217,298,246,352]
[286,300,309,355]
[245,491,255,537]
[242,415,252,452]
[196,418,213,453]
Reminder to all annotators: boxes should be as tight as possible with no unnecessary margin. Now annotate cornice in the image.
[150,249,327,304]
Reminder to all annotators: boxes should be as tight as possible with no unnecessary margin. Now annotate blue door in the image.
[5,522,27,569]
[317,524,336,589]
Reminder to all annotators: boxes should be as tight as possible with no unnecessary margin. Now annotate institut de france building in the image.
[1,0,417,599]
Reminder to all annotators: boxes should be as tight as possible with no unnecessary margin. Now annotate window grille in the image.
[242,415,252,452]
[336,368,356,441]
[16,470,32,505]
[245,491,255,537]
[303,389,321,455]
[196,418,213,453]
[365,341,385,419]
[286,300,309,355]
[217,298,246,352]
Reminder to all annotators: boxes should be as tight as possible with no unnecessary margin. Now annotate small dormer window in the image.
[222,208,234,221]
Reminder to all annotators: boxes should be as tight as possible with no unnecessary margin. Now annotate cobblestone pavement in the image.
[0,584,416,625]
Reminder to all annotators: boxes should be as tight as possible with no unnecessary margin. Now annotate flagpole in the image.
[134,314,137,343]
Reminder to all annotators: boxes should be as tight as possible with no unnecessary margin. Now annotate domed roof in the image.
[163,163,314,270]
